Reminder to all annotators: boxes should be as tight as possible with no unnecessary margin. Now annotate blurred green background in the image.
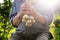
[0,0,60,40]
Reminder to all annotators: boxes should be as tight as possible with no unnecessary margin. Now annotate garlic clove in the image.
[29,16,34,20]
[33,19,36,23]
[29,16,36,23]
[22,19,27,23]
[25,20,33,27]
[23,15,29,20]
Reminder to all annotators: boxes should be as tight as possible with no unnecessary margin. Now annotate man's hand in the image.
[13,3,45,26]
[21,3,36,16]
[21,3,45,25]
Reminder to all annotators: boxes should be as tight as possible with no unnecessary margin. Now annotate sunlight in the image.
[37,0,60,8]
[0,0,4,3]
[0,0,14,3]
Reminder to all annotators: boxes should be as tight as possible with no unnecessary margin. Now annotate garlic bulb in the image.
[22,15,29,23]
[23,15,29,20]
[22,18,27,23]
[32,19,36,23]
[25,20,33,27]
[22,15,36,27]
[29,16,35,23]
[29,16,34,20]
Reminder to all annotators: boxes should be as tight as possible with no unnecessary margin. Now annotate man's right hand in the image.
[12,8,25,27]
[12,3,30,27]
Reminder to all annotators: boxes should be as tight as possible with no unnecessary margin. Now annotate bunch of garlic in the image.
[22,15,36,27]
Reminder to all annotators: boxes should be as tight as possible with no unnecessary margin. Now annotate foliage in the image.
[0,0,16,40]
[53,14,60,40]
[54,13,60,27]
[54,19,60,27]
[50,13,60,40]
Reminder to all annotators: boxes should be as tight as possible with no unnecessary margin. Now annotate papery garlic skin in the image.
[32,19,36,23]
[29,16,36,23]
[23,15,29,20]
[29,16,34,20]
[22,15,29,23]
[25,20,33,27]
[22,15,36,27]
[22,19,27,23]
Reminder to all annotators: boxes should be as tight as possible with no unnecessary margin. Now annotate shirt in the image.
[9,0,53,34]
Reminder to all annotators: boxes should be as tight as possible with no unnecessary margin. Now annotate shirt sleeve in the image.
[9,0,25,27]
[42,10,53,26]
[9,0,17,27]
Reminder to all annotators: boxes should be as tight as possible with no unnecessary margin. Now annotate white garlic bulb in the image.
[22,15,36,27]
[29,16,36,23]
[25,20,33,27]
[22,15,29,23]
[23,15,29,20]
[32,19,36,23]
[22,19,27,23]
[29,16,34,20]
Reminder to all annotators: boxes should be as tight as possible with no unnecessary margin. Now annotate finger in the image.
[21,3,31,8]
[21,7,31,11]
[21,10,30,15]
[21,6,34,11]
[24,10,30,14]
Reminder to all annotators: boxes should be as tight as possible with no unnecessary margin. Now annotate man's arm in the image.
[19,3,53,26]
[9,0,23,27]
[32,12,45,25]
[32,9,53,26]
[12,11,24,27]
[12,12,22,26]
